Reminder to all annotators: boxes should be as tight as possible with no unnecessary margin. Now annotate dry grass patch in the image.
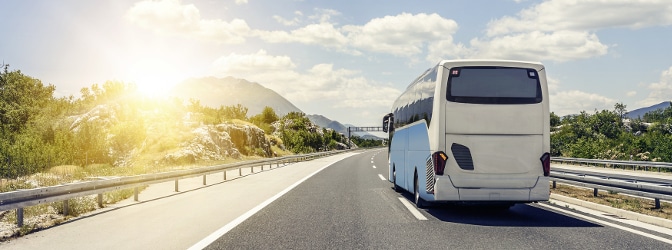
[551,183,672,220]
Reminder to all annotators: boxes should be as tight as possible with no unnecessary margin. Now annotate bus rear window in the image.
[447,67,542,104]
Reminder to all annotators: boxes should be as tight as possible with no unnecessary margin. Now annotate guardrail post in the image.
[134,187,139,201]
[239,167,242,176]
[251,166,254,173]
[175,179,179,192]
[98,193,103,208]
[17,208,23,227]
[655,198,661,209]
[203,175,206,185]
[223,171,227,180]
[63,200,69,216]
[593,188,598,197]
[552,181,556,189]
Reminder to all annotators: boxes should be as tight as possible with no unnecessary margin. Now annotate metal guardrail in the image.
[552,157,672,172]
[551,157,672,209]
[0,149,357,226]
[3,154,669,226]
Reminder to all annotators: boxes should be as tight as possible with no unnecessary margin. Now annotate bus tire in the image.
[414,172,426,208]
[393,166,402,192]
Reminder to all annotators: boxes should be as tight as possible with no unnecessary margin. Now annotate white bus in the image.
[382,59,550,208]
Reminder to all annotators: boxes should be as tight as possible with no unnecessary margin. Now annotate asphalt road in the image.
[2,149,671,249]
[204,149,671,249]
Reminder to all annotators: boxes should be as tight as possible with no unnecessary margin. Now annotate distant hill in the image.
[626,101,672,119]
[171,77,302,116]
[307,114,348,134]
[308,115,384,140]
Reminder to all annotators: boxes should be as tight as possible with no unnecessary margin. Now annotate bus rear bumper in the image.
[433,176,550,202]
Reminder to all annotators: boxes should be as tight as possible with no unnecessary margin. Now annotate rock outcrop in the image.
[162,122,272,164]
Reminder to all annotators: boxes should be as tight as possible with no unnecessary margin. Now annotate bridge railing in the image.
[0,149,358,226]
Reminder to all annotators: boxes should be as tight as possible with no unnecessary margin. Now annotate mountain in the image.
[626,101,671,119]
[171,77,302,116]
[307,114,348,134]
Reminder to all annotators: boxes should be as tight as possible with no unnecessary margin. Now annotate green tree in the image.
[614,102,627,119]
[550,112,561,128]
[0,68,56,134]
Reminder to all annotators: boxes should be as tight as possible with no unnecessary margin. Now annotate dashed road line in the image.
[377,174,386,181]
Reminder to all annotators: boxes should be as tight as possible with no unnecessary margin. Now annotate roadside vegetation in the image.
[551,103,672,164]
[350,136,385,148]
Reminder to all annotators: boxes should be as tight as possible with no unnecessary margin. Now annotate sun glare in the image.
[126,59,183,98]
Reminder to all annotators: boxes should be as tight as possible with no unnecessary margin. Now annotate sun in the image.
[126,59,182,98]
[132,74,178,98]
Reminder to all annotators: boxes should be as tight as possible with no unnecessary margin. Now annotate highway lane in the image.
[0,153,359,250]
[204,149,671,249]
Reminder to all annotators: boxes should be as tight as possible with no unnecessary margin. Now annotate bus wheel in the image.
[414,172,426,208]
[393,167,402,192]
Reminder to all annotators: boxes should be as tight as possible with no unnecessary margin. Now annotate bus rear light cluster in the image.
[540,152,551,177]
[432,151,448,175]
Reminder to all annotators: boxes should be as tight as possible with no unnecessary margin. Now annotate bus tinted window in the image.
[447,67,542,104]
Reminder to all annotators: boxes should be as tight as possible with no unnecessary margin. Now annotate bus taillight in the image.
[432,151,448,175]
[540,152,551,177]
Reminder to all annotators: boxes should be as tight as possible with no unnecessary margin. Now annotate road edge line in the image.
[188,153,355,250]
[538,202,672,244]
[398,197,428,220]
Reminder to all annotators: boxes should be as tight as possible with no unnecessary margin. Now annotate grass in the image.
[551,183,672,220]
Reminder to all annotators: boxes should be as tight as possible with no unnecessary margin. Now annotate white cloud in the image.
[638,66,672,106]
[551,90,616,116]
[308,8,341,24]
[344,13,459,57]
[126,0,250,43]
[209,50,401,110]
[210,50,296,73]
[471,0,672,63]
[626,91,637,97]
[256,22,349,51]
[273,15,301,26]
[547,76,560,93]
[235,0,248,5]
[470,31,608,62]
[487,0,672,36]
[260,12,461,58]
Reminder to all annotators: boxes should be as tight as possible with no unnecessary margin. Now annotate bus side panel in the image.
[405,122,431,200]
[389,129,407,191]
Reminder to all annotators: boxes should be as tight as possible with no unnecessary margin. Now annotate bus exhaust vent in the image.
[425,156,435,193]
[451,143,474,170]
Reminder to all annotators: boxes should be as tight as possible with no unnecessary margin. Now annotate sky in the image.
[1,0,672,127]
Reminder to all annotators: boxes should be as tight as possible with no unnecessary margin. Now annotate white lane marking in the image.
[398,198,428,221]
[377,174,386,181]
[537,203,672,244]
[188,158,345,250]
[372,165,376,169]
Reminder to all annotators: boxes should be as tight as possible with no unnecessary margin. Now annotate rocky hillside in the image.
[171,77,302,116]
